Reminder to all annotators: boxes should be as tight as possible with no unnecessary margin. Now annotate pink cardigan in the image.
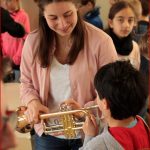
[20,22,118,135]
[1,9,30,65]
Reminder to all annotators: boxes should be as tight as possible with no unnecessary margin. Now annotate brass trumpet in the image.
[16,105,99,138]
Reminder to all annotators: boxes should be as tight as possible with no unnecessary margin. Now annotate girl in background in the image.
[1,0,30,81]
[106,1,140,70]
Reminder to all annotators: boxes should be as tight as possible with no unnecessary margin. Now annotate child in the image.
[1,0,30,81]
[79,60,150,150]
[106,1,140,70]
[78,0,103,29]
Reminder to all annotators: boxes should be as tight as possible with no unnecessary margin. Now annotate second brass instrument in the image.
[16,105,99,139]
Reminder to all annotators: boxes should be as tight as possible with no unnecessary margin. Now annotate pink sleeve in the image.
[20,35,40,106]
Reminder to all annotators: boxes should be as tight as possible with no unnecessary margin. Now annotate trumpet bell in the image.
[16,106,34,133]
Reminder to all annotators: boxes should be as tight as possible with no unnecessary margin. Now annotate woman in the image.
[20,0,118,149]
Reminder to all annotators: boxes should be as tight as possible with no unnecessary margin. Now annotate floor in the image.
[3,83,32,150]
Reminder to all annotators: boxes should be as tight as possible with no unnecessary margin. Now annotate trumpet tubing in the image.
[16,105,99,138]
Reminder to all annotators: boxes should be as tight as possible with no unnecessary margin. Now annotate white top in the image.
[118,41,140,70]
[49,56,71,110]
[48,57,81,139]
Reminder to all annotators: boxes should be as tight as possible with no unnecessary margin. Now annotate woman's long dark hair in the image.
[34,0,85,67]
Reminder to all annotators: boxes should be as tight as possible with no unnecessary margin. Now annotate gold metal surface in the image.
[16,105,99,138]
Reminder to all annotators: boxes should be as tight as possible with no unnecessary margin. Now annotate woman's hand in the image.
[61,99,81,110]
[25,100,49,123]
[60,99,84,118]
[84,100,97,108]
[84,100,101,117]
[82,115,99,137]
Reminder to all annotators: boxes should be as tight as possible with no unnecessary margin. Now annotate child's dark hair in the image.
[108,1,135,20]
[94,61,148,120]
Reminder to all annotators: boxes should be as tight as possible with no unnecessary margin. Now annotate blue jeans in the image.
[14,69,20,82]
[33,134,83,150]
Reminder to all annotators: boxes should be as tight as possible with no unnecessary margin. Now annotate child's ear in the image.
[102,98,109,110]
[108,19,113,28]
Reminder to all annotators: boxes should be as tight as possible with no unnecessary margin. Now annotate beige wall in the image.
[21,0,39,31]
[96,1,110,29]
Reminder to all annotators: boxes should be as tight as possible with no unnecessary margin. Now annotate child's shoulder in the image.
[85,126,124,150]
[136,115,150,130]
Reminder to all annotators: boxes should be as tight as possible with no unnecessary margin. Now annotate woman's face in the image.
[109,7,135,38]
[44,2,78,38]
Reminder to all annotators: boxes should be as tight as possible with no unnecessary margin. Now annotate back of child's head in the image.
[108,1,135,20]
[94,60,148,120]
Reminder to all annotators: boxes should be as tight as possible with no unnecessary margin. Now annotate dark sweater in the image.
[1,7,25,37]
